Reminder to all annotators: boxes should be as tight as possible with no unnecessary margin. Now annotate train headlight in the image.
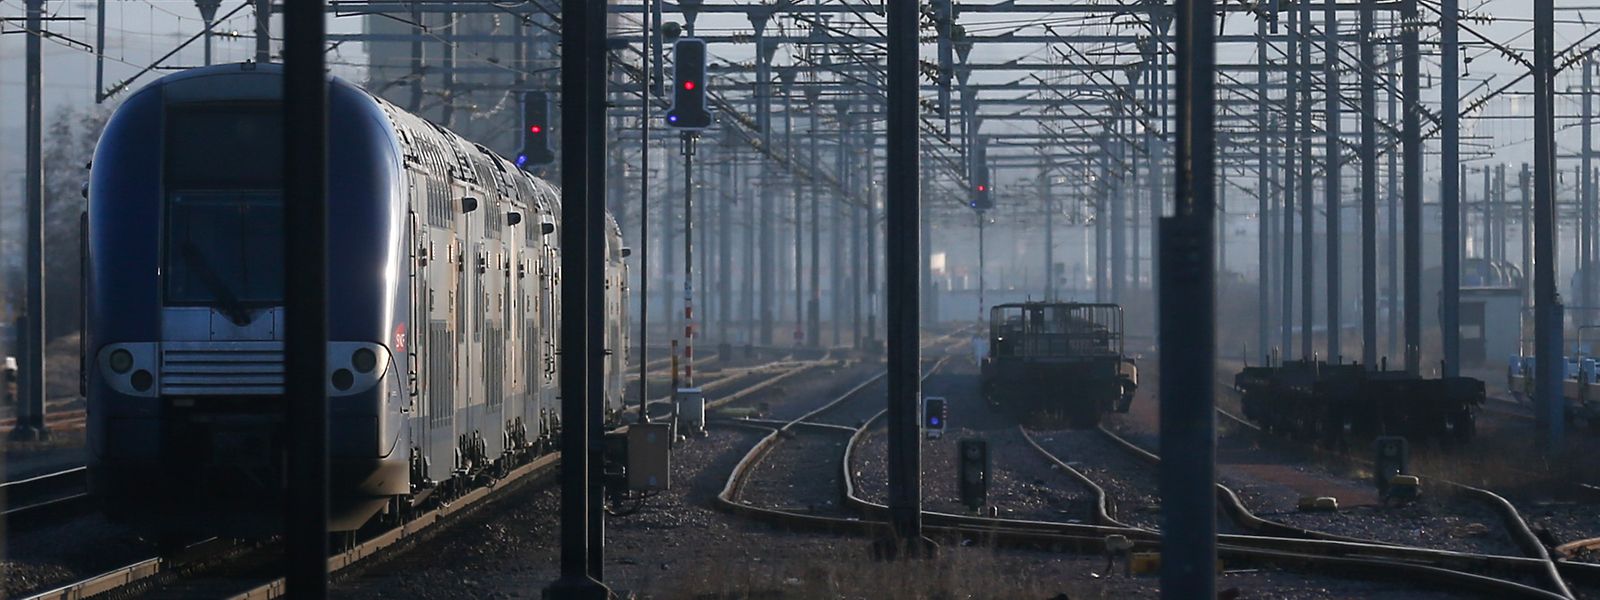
[99,343,159,397]
[131,370,154,392]
[331,369,355,391]
[109,349,134,374]
[352,348,377,374]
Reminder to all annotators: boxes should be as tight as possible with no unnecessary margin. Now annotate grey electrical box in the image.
[627,422,672,491]
[676,386,706,435]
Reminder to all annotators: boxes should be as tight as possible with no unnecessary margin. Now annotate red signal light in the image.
[684,80,696,90]
[976,185,987,192]
[529,125,543,134]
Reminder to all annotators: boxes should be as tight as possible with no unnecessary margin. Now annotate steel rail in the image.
[1209,403,1585,597]
[0,466,90,528]
[826,367,1577,597]
[713,376,1571,598]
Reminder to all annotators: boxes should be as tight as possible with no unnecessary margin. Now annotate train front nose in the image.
[91,338,405,536]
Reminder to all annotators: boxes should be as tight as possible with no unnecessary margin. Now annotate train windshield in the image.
[163,192,284,306]
[162,104,285,309]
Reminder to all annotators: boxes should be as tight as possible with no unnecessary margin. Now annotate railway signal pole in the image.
[283,0,329,595]
[1161,0,1217,595]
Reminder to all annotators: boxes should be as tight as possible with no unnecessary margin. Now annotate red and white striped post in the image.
[681,133,698,387]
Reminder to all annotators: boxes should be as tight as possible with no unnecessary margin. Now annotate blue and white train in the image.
[85,63,629,537]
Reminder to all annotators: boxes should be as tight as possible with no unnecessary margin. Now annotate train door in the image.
[481,202,505,460]
[455,185,477,472]
[405,208,423,482]
[541,214,559,435]
[425,176,456,485]
[524,211,547,446]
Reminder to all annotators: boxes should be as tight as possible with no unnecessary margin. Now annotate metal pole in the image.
[1361,0,1378,369]
[1441,0,1461,377]
[407,4,424,112]
[584,0,609,582]
[1162,0,1217,593]
[664,142,677,341]
[282,0,328,594]
[1259,15,1272,361]
[678,132,697,385]
[1112,106,1127,305]
[95,0,105,102]
[1533,0,1566,453]
[882,0,929,557]
[545,0,604,591]
[833,104,848,345]
[1498,164,1508,262]
[1482,167,1490,262]
[719,132,734,347]
[683,134,696,387]
[1219,163,1228,279]
[1584,59,1595,328]
[809,105,822,346]
[852,144,863,347]
[1523,163,1533,309]
[744,158,755,347]
[1044,166,1055,301]
[13,0,48,443]
[637,0,653,422]
[786,88,802,347]
[755,34,775,347]
[1096,139,1108,304]
[1283,6,1298,358]
[1146,53,1159,299]
[979,212,986,320]
[1388,42,1400,360]
[255,0,270,63]
[865,129,879,346]
[1483,167,1491,261]
[1299,0,1314,362]
[440,0,456,127]
[1326,0,1342,363]
[1402,0,1423,375]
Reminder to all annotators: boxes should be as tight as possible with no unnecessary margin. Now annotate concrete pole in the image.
[1361,0,1379,369]
[1326,0,1343,363]
[1402,0,1423,374]
[1282,5,1299,358]
[1533,0,1566,452]
[14,0,48,442]
[1441,0,1462,377]
[1299,0,1314,362]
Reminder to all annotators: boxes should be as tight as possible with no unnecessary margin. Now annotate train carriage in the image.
[85,63,629,538]
[1234,361,1481,447]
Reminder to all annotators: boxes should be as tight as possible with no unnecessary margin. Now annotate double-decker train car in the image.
[84,63,630,539]
[1506,355,1600,426]
[980,302,1136,428]
[1235,360,1481,446]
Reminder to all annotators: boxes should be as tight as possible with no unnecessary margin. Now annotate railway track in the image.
[0,466,90,527]
[779,361,1583,597]
[15,353,833,600]
[1202,403,1586,598]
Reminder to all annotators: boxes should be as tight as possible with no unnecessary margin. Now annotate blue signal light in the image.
[668,114,679,123]
[516,154,528,167]
[929,417,942,427]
